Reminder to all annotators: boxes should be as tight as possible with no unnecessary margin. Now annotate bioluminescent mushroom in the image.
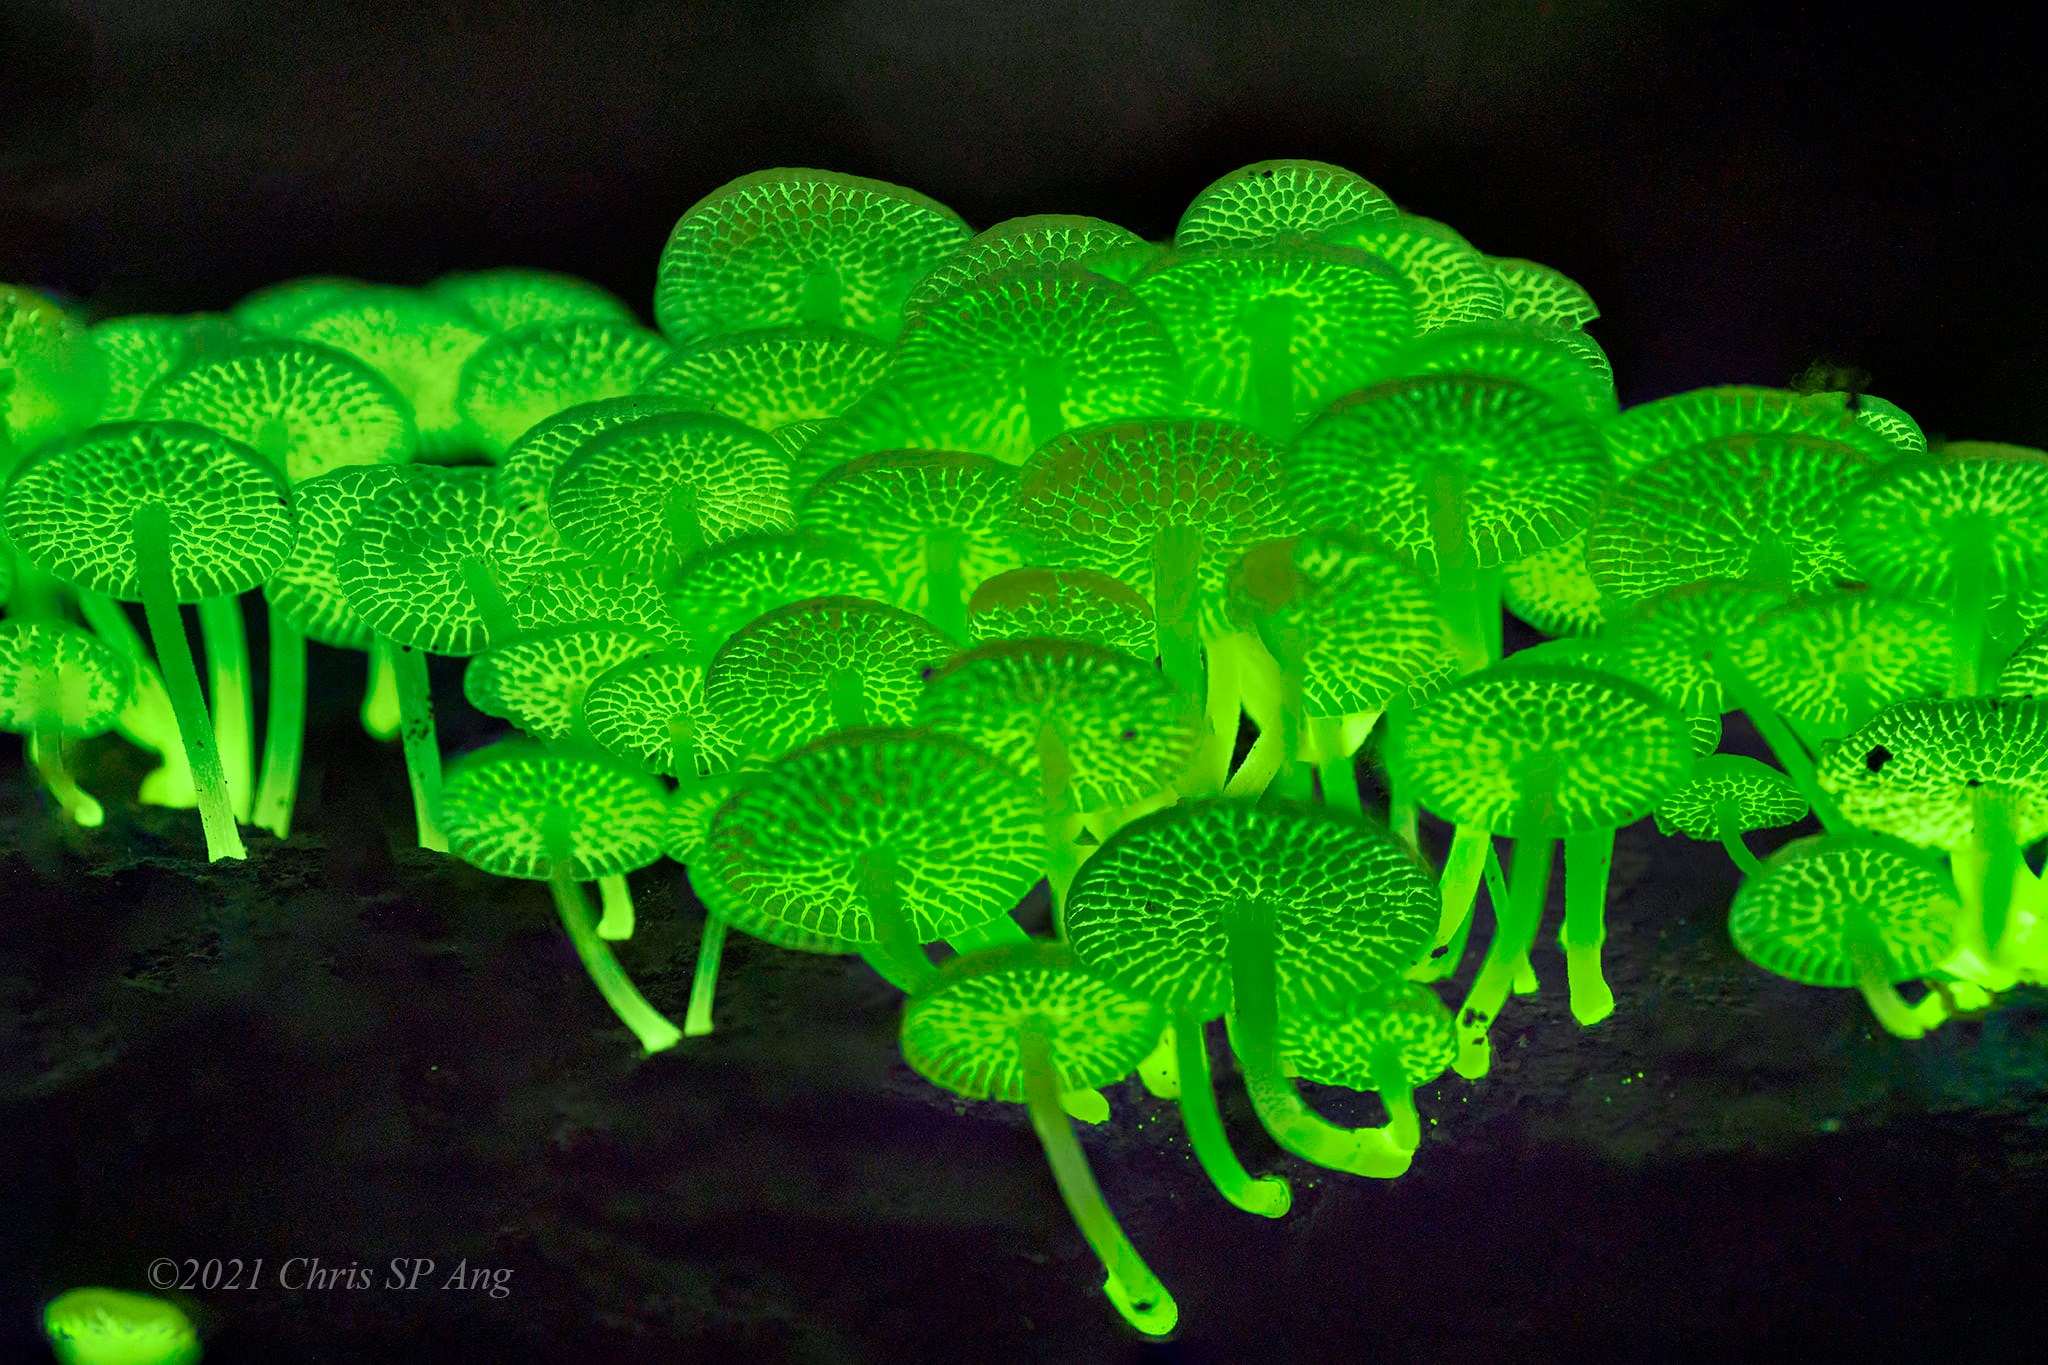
[703,595,952,759]
[69,588,198,808]
[1388,318,1618,419]
[1998,622,2048,697]
[639,324,891,435]
[584,648,743,778]
[41,1286,201,1365]
[428,267,637,335]
[0,619,133,826]
[797,449,1024,640]
[899,941,1180,1335]
[1173,159,1397,254]
[231,274,368,334]
[1599,385,1903,481]
[288,287,492,455]
[2,284,108,451]
[1654,753,1809,876]
[1501,532,1606,638]
[456,317,674,455]
[663,530,884,657]
[1288,373,1610,670]
[1388,663,1693,1062]
[653,168,970,346]
[703,727,1044,987]
[967,566,1156,657]
[4,421,293,860]
[508,561,692,649]
[90,313,241,423]
[1276,977,1457,1153]
[1838,442,2048,695]
[463,624,658,742]
[661,767,763,1035]
[1330,213,1505,332]
[1487,256,1601,326]
[1728,832,1960,1038]
[1729,589,1952,741]
[888,263,1183,463]
[901,214,1159,321]
[1065,799,1437,1179]
[488,393,689,547]
[1130,243,1411,439]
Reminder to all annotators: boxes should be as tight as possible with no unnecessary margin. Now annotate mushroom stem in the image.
[1432,823,1493,948]
[1949,536,1994,697]
[1455,835,1556,1079]
[683,907,728,1038]
[1714,656,1846,832]
[1560,828,1618,1026]
[1136,1024,1180,1099]
[387,639,448,852]
[130,504,245,861]
[74,589,196,808]
[1180,629,1248,797]
[664,483,708,568]
[596,873,636,940]
[546,866,682,1054]
[457,554,520,649]
[1224,900,1413,1178]
[361,638,401,740]
[1311,715,1370,814]
[251,605,307,839]
[1425,469,1494,673]
[1150,522,1204,698]
[28,716,101,827]
[1244,294,1298,439]
[798,263,842,327]
[1370,1041,1423,1152]
[1171,1012,1291,1217]
[1713,799,1763,876]
[196,595,254,821]
[825,666,870,730]
[1019,1018,1180,1336]
[922,527,970,643]
[855,851,938,992]
[1022,354,1067,453]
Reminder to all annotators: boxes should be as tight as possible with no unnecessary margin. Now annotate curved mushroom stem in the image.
[1224,900,1413,1178]
[75,589,197,808]
[546,864,682,1054]
[1713,799,1763,877]
[1019,1018,1179,1336]
[131,504,245,861]
[1560,828,1617,1026]
[1022,354,1067,454]
[1172,1012,1291,1217]
[386,639,448,852]
[1432,823,1493,948]
[1311,715,1373,815]
[28,716,101,827]
[1425,470,1497,675]
[196,595,254,821]
[1136,1024,1181,1099]
[855,849,938,993]
[1455,835,1556,1079]
[1713,657,1846,832]
[595,873,636,941]
[252,604,307,839]
[683,907,728,1038]
[1382,692,1420,848]
[1151,523,1205,699]
[1370,1042,1423,1152]
[361,638,402,740]
[1179,629,1247,798]
[922,527,970,643]
[458,554,520,649]
[1844,905,1927,1040]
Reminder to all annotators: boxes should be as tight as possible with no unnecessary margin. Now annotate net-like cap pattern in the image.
[1173,160,1398,254]
[290,287,491,454]
[666,530,887,650]
[1389,320,1617,419]
[967,567,1156,656]
[902,214,1159,320]
[1654,753,1808,839]
[490,393,690,546]
[508,562,693,648]
[429,268,637,335]
[1279,978,1457,1091]
[457,318,674,453]
[1816,696,2048,850]
[0,620,134,736]
[266,464,409,649]
[91,313,241,422]
[1601,386,1900,480]
[640,324,892,431]
[437,740,670,881]
[1730,590,1951,729]
[585,651,743,777]
[797,449,1024,618]
[1728,833,1958,987]
[1502,531,1606,637]
[1328,214,1505,332]
[463,625,658,741]
[232,275,369,334]
[1840,443,2048,601]
[1486,256,1600,326]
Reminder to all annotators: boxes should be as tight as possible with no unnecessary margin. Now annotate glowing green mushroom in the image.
[1729,589,1952,741]
[967,566,1156,657]
[1173,159,1397,254]
[437,740,681,1053]
[902,214,1159,320]
[1728,833,1960,1039]
[1838,442,2048,695]
[1329,214,1506,332]
[0,619,133,826]
[288,287,493,455]
[1487,256,1600,326]
[1388,319,1618,419]
[90,313,241,423]
[464,624,658,742]
[1065,799,1436,1179]
[797,449,1025,640]
[639,325,891,435]
[4,421,292,861]
[702,728,1045,989]
[507,560,693,649]
[584,649,743,778]
[1388,664,1693,1061]
[428,267,637,335]
[2,284,108,451]
[231,274,368,334]
[489,393,690,547]
[1277,977,1457,1153]
[664,530,885,658]
[1501,533,1606,638]
[41,1286,201,1365]
[1654,753,1809,876]
[456,318,674,455]
[1998,622,2048,697]
[900,942,1179,1335]
[704,595,952,759]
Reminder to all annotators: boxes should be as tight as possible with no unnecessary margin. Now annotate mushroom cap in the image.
[1,285,105,451]
[1598,578,1783,717]
[1288,373,1610,574]
[4,420,291,602]
[665,767,753,865]
[1840,442,2048,601]
[0,620,134,737]
[288,287,492,455]
[704,595,953,756]
[1730,590,1951,729]
[1388,319,1617,418]
[703,727,1044,948]
[265,464,409,649]
[507,561,693,648]
[335,467,574,656]
[428,268,637,335]
[1601,386,1902,480]
[232,274,370,333]
[1846,393,1924,453]
[917,637,1201,813]
[1654,753,1808,840]
[902,214,1160,321]
[1585,431,1880,604]
[1728,832,1959,987]
[797,449,1025,619]
[437,740,669,881]
[640,324,891,432]
[41,1286,201,1365]
[1011,417,1297,628]
[1390,662,1695,836]
[547,410,793,576]
[653,168,970,345]
[489,393,690,547]
[967,566,1156,656]
[463,624,659,741]
[139,335,418,482]
[665,530,887,651]
[1063,799,1438,1019]
[901,941,1165,1101]
[889,263,1183,464]
[1497,636,1722,754]
[1998,622,2048,697]
[585,650,744,778]
[1502,531,1606,637]
[1173,159,1398,254]
[1816,696,2048,850]
[1327,213,1505,332]
[1279,978,1458,1091]
[456,318,674,453]
[90,313,242,422]
[1486,256,1600,326]
[1129,243,1413,431]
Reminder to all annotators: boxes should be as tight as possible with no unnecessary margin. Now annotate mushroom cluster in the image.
[6,160,2045,1340]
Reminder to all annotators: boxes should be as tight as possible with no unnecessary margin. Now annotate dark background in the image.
[5,3,2048,1362]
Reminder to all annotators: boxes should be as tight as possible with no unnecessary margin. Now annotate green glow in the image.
[456,318,673,454]
[42,1287,201,1365]
[0,619,133,825]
